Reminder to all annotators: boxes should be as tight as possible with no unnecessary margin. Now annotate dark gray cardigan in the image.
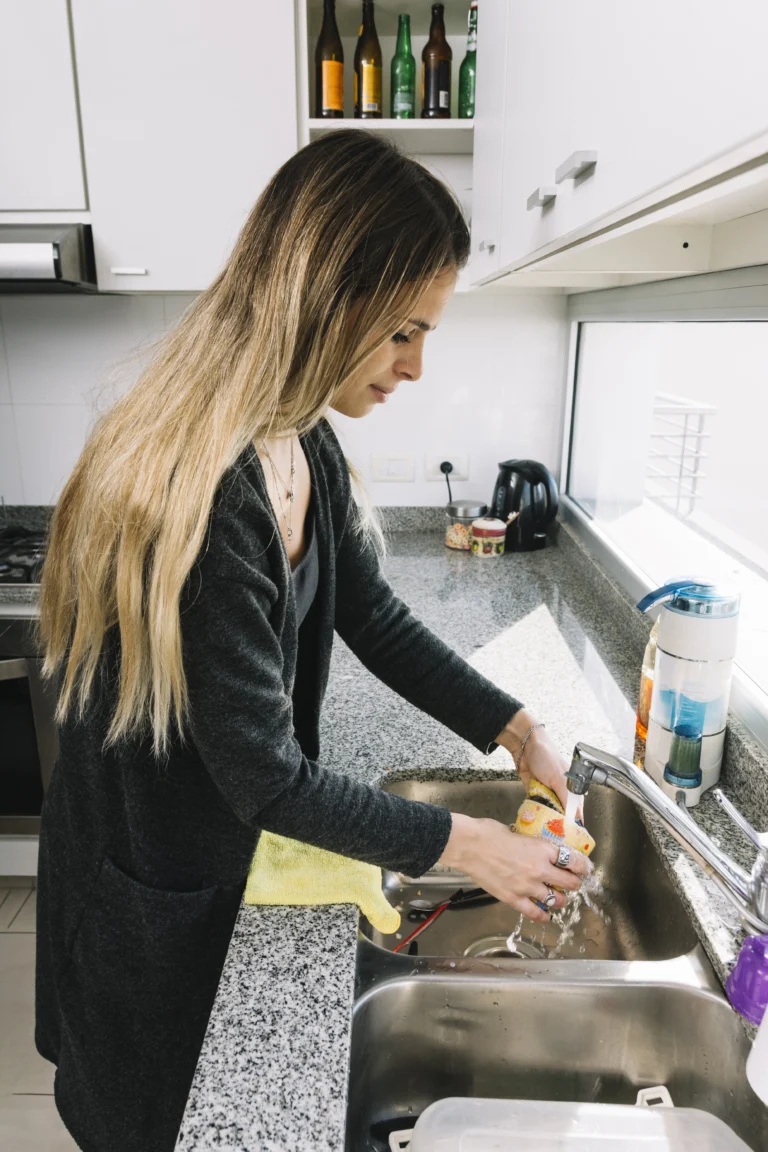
[35,419,521,1152]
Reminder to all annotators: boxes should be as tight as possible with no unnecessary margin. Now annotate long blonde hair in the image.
[38,130,470,757]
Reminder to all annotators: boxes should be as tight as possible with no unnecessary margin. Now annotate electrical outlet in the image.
[425,454,469,482]
[370,454,416,482]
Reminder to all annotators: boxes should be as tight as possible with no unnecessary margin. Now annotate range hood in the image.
[0,224,97,292]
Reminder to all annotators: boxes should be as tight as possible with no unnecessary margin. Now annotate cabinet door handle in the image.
[478,240,496,253]
[555,150,598,184]
[110,267,148,276]
[526,186,558,211]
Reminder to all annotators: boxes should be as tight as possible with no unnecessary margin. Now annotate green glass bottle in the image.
[458,1,478,119]
[390,14,415,119]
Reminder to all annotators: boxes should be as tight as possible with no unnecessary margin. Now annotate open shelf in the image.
[308,118,474,155]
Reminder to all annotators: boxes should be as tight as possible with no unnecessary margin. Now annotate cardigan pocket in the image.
[57,856,239,1151]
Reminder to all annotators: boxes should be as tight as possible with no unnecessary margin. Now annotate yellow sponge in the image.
[244,831,401,934]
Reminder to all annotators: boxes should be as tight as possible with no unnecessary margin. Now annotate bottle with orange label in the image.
[354,1,382,120]
[315,0,344,119]
[513,778,595,892]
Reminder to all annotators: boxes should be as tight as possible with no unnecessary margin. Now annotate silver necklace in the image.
[263,437,295,541]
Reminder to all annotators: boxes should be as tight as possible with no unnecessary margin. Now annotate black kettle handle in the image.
[525,462,559,524]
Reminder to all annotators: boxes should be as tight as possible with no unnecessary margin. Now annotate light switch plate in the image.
[370,454,416,482]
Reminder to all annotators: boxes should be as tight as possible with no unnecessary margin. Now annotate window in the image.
[566,319,766,738]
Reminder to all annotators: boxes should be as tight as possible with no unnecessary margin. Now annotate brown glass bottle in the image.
[422,3,452,118]
[354,0,382,119]
[315,0,344,118]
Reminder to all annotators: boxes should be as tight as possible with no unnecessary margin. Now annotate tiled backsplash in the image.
[0,290,568,508]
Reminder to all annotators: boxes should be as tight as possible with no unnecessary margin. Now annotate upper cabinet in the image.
[0,0,86,210]
[464,0,508,283]
[471,0,768,286]
[70,0,298,291]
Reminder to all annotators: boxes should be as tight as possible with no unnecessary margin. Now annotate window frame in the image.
[559,264,768,751]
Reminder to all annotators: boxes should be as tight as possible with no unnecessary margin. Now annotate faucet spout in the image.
[567,742,768,935]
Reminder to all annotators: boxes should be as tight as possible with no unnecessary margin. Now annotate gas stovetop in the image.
[0,525,46,585]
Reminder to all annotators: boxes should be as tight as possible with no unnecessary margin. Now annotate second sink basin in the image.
[364,777,698,961]
[346,969,765,1151]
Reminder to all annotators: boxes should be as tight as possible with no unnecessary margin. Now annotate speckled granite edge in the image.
[0,505,53,531]
[376,506,446,532]
[176,904,359,1152]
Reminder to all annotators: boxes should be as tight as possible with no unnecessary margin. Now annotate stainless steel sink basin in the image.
[345,967,767,1151]
[363,778,698,961]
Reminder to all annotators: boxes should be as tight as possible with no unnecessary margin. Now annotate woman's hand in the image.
[438,813,591,924]
[495,708,578,814]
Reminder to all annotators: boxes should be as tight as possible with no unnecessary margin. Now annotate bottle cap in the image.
[727,933,768,1025]
[663,725,703,789]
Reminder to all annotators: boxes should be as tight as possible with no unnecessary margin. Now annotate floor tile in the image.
[8,889,36,933]
[0,890,30,932]
[0,934,56,1096]
[0,1094,80,1151]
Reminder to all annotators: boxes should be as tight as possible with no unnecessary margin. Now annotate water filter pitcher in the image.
[637,580,740,807]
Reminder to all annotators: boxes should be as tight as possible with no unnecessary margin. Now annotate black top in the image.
[292,501,319,627]
[35,419,522,1152]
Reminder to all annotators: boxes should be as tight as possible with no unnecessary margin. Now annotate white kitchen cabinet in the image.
[497,4,578,274]
[70,0,298,291]
[494,0,768,276]
[549,0,768,251]
[0,0,86,210]
[466,0,508,284]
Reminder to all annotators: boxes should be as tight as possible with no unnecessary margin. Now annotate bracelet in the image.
[515,722,545,771]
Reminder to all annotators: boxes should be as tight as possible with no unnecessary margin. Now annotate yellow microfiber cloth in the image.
[244,831,401,934]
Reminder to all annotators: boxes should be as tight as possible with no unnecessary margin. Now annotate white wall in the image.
[0,290,568,508]
[336,291,569,507]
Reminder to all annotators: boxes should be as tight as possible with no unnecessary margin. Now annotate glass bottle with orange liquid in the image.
[635,619,659,763]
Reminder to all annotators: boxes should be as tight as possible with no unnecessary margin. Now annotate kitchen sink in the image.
[363,778,698,961]
[345,968,767,1151]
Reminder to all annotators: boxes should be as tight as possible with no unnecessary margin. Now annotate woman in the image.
[34,130,588,1152]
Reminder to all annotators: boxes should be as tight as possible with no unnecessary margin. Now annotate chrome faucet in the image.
[566,742,768,935]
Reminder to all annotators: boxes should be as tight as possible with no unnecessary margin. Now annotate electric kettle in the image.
[490,460,559,551]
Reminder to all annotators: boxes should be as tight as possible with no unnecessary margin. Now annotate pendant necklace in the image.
[263,437,295,541]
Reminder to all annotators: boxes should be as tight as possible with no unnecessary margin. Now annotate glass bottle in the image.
[314,0,344,119]
[458,1,478,119]
[635,618,659,743]
[354,1,382,119]
[422,3,452,118]
[390,14,416,119]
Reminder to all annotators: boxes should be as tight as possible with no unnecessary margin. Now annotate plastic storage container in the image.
[408,1096,751,1151]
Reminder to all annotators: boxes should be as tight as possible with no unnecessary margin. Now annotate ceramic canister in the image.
[470,517,506,557]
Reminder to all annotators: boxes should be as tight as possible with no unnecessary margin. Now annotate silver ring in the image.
[554,845,571,869]
[544,886,557,908]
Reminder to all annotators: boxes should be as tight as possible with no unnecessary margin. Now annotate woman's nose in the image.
[395,346,423,382]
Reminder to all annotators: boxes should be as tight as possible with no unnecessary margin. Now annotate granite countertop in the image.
[174,521,768,1151]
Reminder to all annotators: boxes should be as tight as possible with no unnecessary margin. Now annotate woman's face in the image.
[332,268,456,419]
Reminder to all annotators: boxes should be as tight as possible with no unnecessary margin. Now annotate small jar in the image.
[445,501,487,551]
[471,517,507,557]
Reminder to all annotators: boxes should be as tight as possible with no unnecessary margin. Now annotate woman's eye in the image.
[392,331,411,345]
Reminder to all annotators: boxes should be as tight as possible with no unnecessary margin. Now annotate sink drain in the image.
[463,935,546,960]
